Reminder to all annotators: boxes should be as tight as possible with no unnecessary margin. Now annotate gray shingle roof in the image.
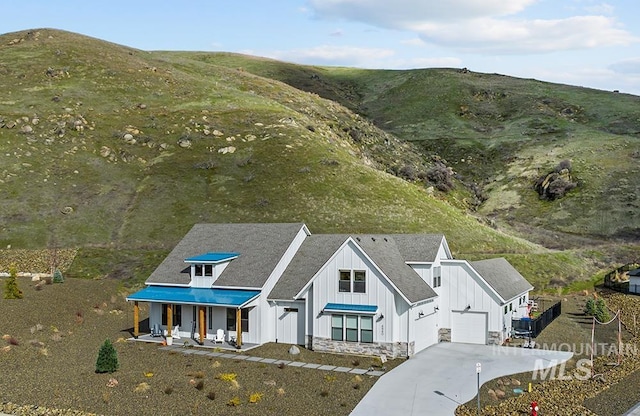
[269,234,349,300]
[389,234,446,262]
[269,234,438,304]
[354,235,437,303]
[470,258,533,301]
[146,223,306,288]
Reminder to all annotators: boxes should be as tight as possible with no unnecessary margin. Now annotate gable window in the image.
[331,314,373,343]
[432,266,441,288]
[161,304,182,326]
[339,271,351,292]
[226,308,249,332]
[353,271,366,293]
[338,270,366,293]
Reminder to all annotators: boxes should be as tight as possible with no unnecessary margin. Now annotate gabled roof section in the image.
[146,223,307,287]
[269,234,348,300]
[185,252,239,263]
[390,234,450,262]
[353,235,437,304]
[269,234,438,304]
[470,258,534,301]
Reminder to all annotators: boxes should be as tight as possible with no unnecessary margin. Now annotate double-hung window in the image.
[331,314,373,343]
[432,266,441,288]
[338,270,366,293]
[226,308,249,332]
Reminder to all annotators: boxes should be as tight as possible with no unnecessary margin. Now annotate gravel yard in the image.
[0,277,398,416]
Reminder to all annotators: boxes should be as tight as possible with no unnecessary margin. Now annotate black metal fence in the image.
[512,301,562,338]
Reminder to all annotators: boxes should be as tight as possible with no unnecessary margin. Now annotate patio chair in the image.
[214,329,225,344]
[164,325,180,339]
[150,323,162,337]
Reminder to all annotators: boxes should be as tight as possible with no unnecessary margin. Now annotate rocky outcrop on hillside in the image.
[534,160,577,200]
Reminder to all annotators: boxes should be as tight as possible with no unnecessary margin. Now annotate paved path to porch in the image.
[158,345,387,377]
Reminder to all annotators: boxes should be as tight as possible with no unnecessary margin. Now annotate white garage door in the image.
[414,312,438,353]
[451,311,487,344]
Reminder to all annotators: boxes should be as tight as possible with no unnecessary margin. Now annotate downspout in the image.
[407,305,411,359]
[274,301,278,343]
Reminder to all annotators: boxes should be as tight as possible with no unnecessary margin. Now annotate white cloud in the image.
[266,45,396,67]
[308,0,637,55]
[412,15,636,54]
[309,0,536,25]
[401,37,427,47]
[583,2,614,15]
[609,57,640,74]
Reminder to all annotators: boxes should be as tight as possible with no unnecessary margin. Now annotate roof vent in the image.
[371,237,376,242]
[384,237,388,242]
[356,237,361,241]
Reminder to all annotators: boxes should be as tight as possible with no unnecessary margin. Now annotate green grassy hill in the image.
[199,53,640,244]
[1,29,637,290]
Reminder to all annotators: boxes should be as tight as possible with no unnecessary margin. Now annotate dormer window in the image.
[338,270,366,293]
[184,252,240,284]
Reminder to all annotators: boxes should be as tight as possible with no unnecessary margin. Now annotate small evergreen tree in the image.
[584,298,596,316]
[95,339,119,373]
[52,269,64,283]
[594,298,610,322]
[4,264,23,299]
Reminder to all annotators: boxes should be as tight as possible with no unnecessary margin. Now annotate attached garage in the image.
[451,310,487,344]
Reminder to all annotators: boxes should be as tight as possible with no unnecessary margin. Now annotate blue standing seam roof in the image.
[185,252,240,263]
[323,303,378,314]
[127,286,260,307]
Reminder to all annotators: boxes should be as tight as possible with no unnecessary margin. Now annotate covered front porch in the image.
[130,333,260,351]
[126,286,260,349]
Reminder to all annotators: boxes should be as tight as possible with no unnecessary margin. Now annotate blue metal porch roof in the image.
[323,303,378,314]
[127,286,259,307]
[185,252,240,263]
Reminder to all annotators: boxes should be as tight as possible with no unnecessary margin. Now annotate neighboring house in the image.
[629,268,640,294]
[127,223,533,358]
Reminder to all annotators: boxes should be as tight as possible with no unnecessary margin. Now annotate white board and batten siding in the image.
[309,240,398,345]
[275,301,306,345]
[257,225,310,345]
[440,260,503,340]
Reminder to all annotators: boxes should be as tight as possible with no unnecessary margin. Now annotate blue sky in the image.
[5,0,640,95]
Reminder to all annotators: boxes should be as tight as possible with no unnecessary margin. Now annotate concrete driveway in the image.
[350,343,573,416]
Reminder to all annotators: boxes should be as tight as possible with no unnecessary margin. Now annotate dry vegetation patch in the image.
[0,277,396,415]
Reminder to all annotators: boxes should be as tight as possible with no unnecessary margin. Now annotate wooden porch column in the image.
[236,308,242,348]
[133,301,140,338]
[167,304,173,337]
[199,306,206,344]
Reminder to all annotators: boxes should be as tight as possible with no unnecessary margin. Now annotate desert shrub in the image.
[4,264,23,299]
[95,339,119,373]
[248,392,263,403]
[424,162,454,192]
[584,298,596,316]
[195,380,204,390]
[397,164,417,181]
[164,386,173,395]
[595,298,610,322]
[207,390,216,400]
[52,269,64,283]
[227,397,241,407]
